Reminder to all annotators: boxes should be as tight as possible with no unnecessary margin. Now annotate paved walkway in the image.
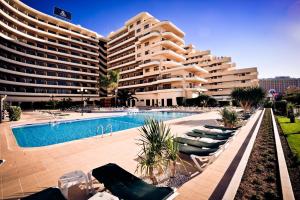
[0,111,219,199]
[177,110,262,200]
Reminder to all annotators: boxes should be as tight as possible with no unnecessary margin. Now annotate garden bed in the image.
[235,109,282,199]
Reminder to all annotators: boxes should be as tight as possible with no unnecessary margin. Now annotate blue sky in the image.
[22,0,300,78]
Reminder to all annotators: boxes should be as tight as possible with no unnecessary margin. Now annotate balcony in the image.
[0,21,98,56]
[2,0,99,42]
[156,75,183,84]
[184,75,207,83]
[108,45,135,58]
[161,32,184,44]
[108,31,129,45]
[137,31,160,42]
[108,60,136,70]
[154,40,186,54]
[107,51,135,64]
[136,60,160,70]
[152,21,185,37]
[152,50,185,62]
[107,36,135,51]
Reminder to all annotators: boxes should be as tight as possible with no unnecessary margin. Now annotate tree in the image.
[231,87,265,112]
[117,90,138,107]
[98,70,120,107]
[196,93,210,107]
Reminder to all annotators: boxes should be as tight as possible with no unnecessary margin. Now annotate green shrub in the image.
[263,100,273,108]
[274,100,287,115]
[8,106,21,121]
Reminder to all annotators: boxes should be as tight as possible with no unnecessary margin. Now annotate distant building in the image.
[259,76,300,94]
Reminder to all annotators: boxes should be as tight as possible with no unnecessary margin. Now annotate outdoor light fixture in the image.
[77,87,88,116]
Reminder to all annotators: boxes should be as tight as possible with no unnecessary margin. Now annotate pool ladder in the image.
[97,124,113,138]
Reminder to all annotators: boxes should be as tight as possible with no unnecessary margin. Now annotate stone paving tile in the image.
[0,110,258,199]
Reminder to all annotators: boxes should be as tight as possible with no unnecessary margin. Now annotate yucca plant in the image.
[219,107,238,128]
[136,118,171,184]
[165,137,181,178]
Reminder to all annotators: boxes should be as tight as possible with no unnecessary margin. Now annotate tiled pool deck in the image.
[0,110,260,199]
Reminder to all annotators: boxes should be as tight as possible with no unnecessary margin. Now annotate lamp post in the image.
[77,87,88,116]
[0,95,7,123]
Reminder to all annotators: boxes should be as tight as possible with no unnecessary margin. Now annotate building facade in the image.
[184,44,259,101]
[259,76,300,94]
[0,1,259,106]
[107,12,208,107]
[0,0,107,103]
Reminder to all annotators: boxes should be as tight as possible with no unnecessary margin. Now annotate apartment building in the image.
[0,0,259,106]
[260,76,300,94]
[107,12,208,106]
[0,0,107,103]
[184,44,259,101]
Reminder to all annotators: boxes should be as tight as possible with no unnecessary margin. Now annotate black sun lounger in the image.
[21,187,66,200]
[178,143,218,156]
[91,163,176,200]
[204,124,241,131]
[174,137,226,149]
[186,131,232,140]
[192,129,234,137]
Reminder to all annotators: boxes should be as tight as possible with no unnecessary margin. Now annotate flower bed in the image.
[235,109,282,199]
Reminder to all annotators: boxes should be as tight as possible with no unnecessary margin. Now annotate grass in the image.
[276,116,300,163]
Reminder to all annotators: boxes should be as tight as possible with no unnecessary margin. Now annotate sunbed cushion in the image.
[178,143,218,156]
[92,163,174,200]
[186,132,231,140]
[204,124,241,130]
[192,129,234,136]
[174,137,225,149]
[21,187,66,200]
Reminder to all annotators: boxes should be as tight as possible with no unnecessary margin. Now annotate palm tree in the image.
[117,90,138,107]
[98,70,120,107]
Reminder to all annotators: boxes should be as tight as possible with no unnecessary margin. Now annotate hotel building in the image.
[0,0,107,103]
[184,44,259,101]
[107,12,208,106]
[0,1,259,106]
[260,76,300,94]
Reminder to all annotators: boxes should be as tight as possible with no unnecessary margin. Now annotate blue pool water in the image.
[12,111,194,147]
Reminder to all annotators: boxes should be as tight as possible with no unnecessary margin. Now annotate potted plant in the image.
[219,107,238,128]
[136,118,171,184]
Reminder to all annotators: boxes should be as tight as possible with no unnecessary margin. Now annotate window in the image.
[137,45,141,49]
[137,53,141,58]
[136,20,141,25]
[136,29,141,33]
[144,24,149,29]
[145,68,150,72]
[154,66,159,71]
[129,24,133,29]
[145,50,149,55]
[145,42,149,46]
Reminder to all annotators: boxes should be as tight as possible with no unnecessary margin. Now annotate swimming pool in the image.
[12,111,194,147]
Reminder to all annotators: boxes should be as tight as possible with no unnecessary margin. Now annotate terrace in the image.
[0,106,286,200]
